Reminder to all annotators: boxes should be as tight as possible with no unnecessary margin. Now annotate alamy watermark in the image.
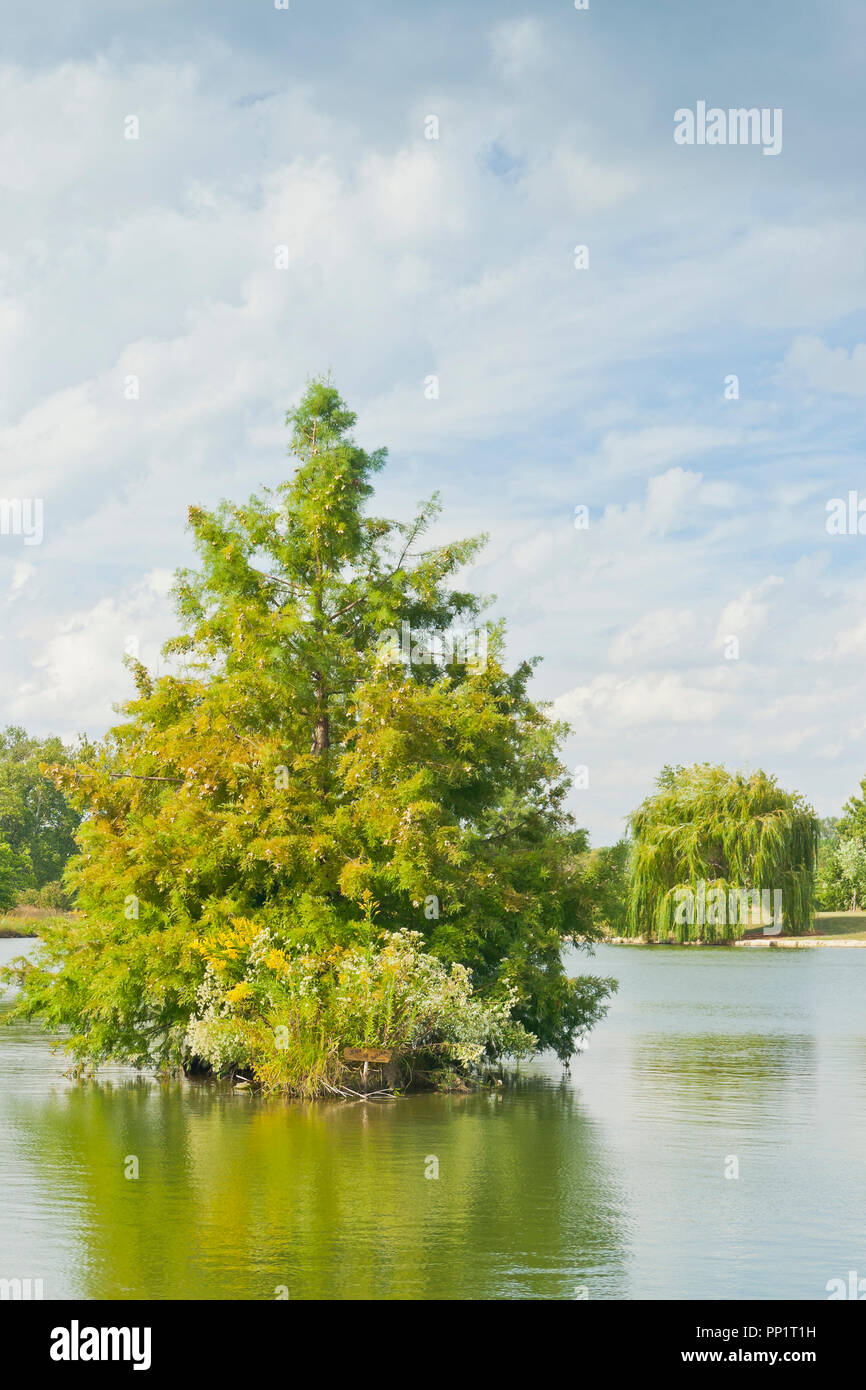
[826,493,866,535]
[0,498,43,546]
[674,881,783,934]
[50,1321,152,1371]
[0,1277,44,1299]
[674,103,782,156]
[826,1271,866,1299]
[376,621,488,672]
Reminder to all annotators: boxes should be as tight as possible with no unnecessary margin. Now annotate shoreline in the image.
[602,935,866,949]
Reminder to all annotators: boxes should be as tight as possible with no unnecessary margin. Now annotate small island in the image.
[1,382,616,1098]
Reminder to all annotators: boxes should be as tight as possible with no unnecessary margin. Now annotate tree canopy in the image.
[0,836,31,912]
[838,778,866,841]
[6,380,614,1086]
[0,726,82,905]
[626,763,818,941]
[814,809,866,912]
[576,838,630,937]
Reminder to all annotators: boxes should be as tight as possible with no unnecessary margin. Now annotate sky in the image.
[1,0,865,844]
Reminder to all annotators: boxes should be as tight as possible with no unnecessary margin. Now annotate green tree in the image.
[7,380,614,1079]
[626,764,818,941]
[814,803,866,912]
[0,835,32,911]
[0,727,82,891]
[815,835,848,911]
[576,838,630,937]
[838,780,866,840]
[828,836,866,911]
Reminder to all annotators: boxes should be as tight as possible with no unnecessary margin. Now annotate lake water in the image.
[1,938,864,1300]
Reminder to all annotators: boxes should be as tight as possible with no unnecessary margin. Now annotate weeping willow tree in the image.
[626,764,818,942]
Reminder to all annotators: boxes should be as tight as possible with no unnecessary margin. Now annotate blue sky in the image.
[1,0,866,842]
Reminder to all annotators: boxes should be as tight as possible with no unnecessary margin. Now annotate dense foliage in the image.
[576,839,630,937]
[0,727,82,909]
[187,923,536,1097]
[626,764,818,941]
[838,778,866,840]
[814,816,866,912]
[4,381,614,1088]
[0,837,31,912]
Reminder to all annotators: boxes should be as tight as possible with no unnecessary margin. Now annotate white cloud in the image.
[490,18,547,78]
[525,146,641,214]
[7,561,34,599]
[553,672,726,733]
[5,572,175,736]
[714,576,784,647]
[783,335,866,396]
[814,615,866,661]
[608,608,698,664]
[595,427,744,480]
[643,467,704,535]
[0,26,865,847]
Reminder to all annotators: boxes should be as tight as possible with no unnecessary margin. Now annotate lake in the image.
[1,938,864,1300]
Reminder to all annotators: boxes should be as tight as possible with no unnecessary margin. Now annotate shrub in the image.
[16,880,74,912]
[185,923,537,1098]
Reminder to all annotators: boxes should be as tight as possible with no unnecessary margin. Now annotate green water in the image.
[1,939,864,1300]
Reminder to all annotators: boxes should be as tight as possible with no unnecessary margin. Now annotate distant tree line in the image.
[580,765,866,942]
[814,782,866,912]
[0,727,83,912]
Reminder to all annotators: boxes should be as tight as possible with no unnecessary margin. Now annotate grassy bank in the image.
[605,910,866,947]
[0,906,75,938]
[805,911,866,941]
[0,920,39,938]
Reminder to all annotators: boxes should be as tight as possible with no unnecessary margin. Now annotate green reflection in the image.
[632,1032,818,1121]
[4,1074,627,1301]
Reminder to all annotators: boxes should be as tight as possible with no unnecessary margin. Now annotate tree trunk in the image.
[310,674,330,755]
[311,713,330,755]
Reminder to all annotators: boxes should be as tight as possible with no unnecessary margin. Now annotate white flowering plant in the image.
[185,920,536,1097]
